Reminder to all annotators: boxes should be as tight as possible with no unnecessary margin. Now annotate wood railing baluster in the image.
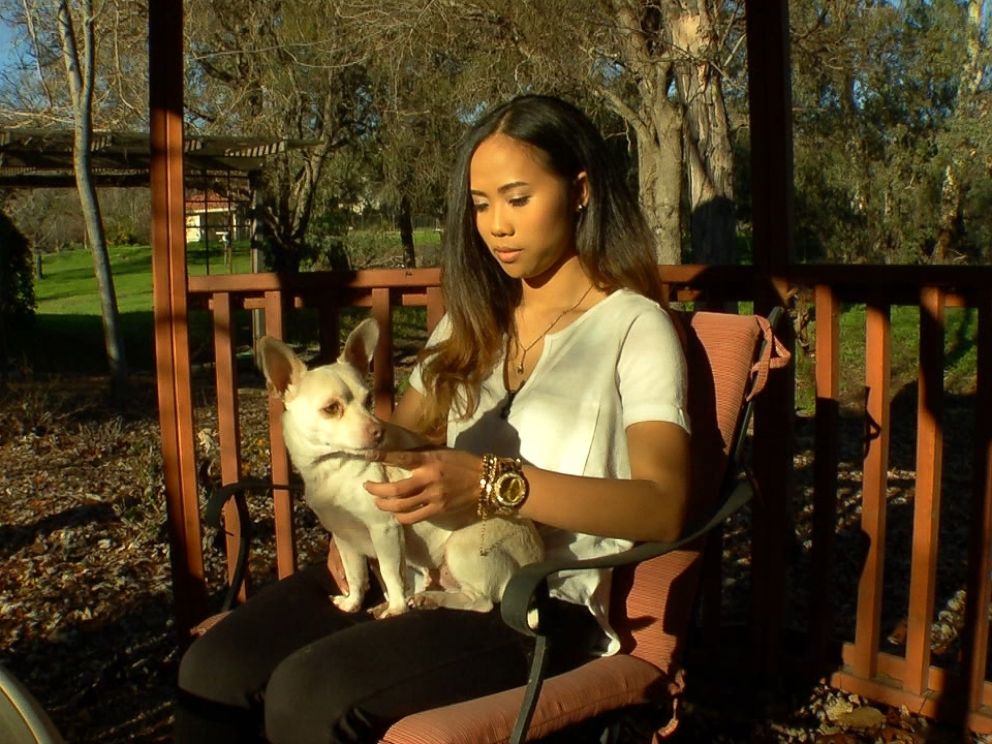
[263,289,297,578]
[371,287,395,419]
[212,291,248,601]
[426,286,444,333]
[965,295,992,714]
[810,283,840,668]
[854,299,891,679]
[318,296,340,364]
[905,286,945,695]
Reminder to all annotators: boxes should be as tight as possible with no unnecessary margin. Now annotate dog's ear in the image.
[340,318,379,376]
[257,336,307,400]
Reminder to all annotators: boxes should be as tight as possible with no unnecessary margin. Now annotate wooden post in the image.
[149,0,205,642]
[745,0,795,676]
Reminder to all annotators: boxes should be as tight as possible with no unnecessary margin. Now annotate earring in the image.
[576,203,587,214]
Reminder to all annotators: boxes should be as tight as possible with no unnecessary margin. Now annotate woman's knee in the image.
[178,629,260,709]
[265,645,375,744]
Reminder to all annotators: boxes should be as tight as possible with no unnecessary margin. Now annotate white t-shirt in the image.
[408,289,689,653]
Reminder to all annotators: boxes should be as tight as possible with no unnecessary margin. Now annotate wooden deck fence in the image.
[169,263,992,732]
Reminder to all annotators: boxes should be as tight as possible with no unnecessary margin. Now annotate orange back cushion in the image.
[609,312,764,672]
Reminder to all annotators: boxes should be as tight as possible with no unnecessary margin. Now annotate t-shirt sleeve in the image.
[407,314,452,396]
[617,307,690,433]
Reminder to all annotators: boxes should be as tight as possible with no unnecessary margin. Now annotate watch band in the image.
[477,454,529,519]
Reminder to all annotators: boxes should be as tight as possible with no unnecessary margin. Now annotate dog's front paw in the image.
[368,600,409,619]
[332,593,363,614]
[407,593,440,610]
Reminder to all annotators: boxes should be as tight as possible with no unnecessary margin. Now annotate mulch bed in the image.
[0,374,988,742]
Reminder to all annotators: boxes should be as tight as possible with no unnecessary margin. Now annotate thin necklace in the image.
[500,282,594,421]
[511,283,594,376]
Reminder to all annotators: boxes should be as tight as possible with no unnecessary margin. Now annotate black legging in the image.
[174,564,601,744]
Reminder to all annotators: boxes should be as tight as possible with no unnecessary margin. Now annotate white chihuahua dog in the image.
[257,319,543,618]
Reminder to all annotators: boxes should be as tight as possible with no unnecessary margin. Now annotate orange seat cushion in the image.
[379,654,670,744]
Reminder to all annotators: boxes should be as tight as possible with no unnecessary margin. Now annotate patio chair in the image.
[202,307,790,743]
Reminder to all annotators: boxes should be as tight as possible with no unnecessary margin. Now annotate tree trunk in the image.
[257,120,337,273]
[636,102,684,265]
[58,0,128,391]
[932,0,983,264]
[76,139,128,383]
[397,194,415,268]
[668,4,736,264]
[934,164,962,262]
[607,1,684,265]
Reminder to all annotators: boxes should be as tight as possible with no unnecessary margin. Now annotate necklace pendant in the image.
[515,362,524,375]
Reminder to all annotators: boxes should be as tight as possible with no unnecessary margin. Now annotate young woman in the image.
[174,94,690,744]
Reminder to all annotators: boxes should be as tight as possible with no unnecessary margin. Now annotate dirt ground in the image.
[0,374,987,742]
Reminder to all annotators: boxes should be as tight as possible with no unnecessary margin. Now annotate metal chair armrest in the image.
[500,476,754,637]
[501,476,753,744]
[203,477,296,612]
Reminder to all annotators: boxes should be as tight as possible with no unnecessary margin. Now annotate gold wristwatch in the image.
[478,455,529,518]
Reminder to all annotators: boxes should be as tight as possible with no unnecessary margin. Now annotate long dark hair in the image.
[417,94,665,435]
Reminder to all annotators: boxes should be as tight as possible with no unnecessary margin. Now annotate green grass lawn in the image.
[34,242,254,314]
[791,303,978,414]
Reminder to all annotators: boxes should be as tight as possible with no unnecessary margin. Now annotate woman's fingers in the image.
[363,472,424,499]
[364,448,481,522]
[372,493,439,524]
[364,471,435,517]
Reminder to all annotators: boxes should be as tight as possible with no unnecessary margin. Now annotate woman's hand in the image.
[363,448,481,525]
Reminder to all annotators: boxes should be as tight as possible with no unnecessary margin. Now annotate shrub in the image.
[0,209,37,375]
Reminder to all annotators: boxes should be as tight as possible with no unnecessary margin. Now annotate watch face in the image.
[495,472,528,507]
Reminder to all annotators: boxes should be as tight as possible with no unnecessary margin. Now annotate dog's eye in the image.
[323,401,343,417]
[363,393,373,410]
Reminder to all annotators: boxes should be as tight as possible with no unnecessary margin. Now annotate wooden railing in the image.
[786,265,992,731]
[179,263,992,732]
